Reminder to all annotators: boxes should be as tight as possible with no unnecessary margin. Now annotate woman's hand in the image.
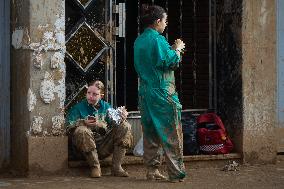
[172,39,185,51]
[120,106,129,121]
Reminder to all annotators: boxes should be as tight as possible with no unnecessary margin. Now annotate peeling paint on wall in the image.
[13,0,66,140]
[25,6,66,52]
[31,116,43,135]
[52,7,66,110]
[40,72,55,104]
[50,51,64,69]
[13,18,65,71]
[33,52,43,69]
[25,30,63,52]
[51,114,65,136]
[55,79,66,109]
[12,27,31,49]
[54,61,66,108]
[54,15,65,47]
[27,88,37,112]
[43,31,56,49]
[11,28,24,49]
[259,0,268,27]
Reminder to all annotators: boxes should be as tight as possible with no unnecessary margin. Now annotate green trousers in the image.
[139,87,186,180]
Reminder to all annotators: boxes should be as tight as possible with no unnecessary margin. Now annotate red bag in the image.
[196,113,233,154]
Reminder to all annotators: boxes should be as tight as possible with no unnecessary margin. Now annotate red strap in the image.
[197,113,226,131]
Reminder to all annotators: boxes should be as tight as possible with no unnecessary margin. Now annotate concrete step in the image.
[69,153,242,169]
[66,153,241,177]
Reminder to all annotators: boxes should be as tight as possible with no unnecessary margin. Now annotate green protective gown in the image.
[134,28,186,180]
[66,99,111,130]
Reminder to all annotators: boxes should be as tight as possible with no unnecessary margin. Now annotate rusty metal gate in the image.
[0,0,10,169]
[65,0,115,110]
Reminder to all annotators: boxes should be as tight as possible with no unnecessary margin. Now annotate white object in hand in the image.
[107,106,126,125]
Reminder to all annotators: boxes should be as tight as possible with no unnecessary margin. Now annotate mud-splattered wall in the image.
[241,0,277,163]
[11,0,67,175]
[216,0,277,163]
[216,0,243,153]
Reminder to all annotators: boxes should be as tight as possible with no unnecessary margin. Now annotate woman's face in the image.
[156,13,168,33]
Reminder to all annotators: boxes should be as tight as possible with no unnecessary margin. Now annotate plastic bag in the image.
[133,136,164,157]
[133,136,144,156]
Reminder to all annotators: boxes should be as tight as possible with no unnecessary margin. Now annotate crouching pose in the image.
[66,80,132,178]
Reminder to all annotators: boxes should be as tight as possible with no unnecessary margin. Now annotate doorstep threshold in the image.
[183,153,241,161]
[68,153,241,168]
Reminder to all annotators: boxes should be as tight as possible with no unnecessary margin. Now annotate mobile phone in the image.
[87,115,96,120]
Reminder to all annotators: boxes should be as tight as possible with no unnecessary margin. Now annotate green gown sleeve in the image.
[154,35,181,70]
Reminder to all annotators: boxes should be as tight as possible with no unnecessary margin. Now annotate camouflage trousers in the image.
[71,121,132,160]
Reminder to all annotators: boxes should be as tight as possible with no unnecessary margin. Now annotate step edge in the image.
[68,153,242,168]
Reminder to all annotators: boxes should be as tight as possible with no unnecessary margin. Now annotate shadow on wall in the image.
[216,0,243,153]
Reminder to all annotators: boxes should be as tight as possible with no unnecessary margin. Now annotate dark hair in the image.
[141,4,166,28]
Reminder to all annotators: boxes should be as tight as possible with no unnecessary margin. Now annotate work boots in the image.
[90,166,101,178]
[111,146,129,177]
[146,167,167,180]
[85,150,101,178]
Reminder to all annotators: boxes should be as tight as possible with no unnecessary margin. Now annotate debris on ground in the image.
[222,161,239,171]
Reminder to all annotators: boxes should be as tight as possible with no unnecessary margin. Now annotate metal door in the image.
[65,0,115,109]
[277,0,284,152]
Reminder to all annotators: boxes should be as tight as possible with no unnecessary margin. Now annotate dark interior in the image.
[115,0,212,111]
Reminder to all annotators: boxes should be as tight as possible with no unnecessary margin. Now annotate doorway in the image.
[115,0,216,111]
[64,0,216,112]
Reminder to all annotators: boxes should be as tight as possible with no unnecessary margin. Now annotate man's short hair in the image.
[88,80,105,94]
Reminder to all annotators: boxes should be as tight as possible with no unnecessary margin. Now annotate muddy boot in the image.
[111,146,129,177]
[85,150,101,178]
[90,166,101,178]
[146,167,167,180]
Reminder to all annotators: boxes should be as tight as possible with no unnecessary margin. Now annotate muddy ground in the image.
[0,156,283,189]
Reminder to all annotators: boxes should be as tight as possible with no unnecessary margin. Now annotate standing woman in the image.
[134,5,186,182]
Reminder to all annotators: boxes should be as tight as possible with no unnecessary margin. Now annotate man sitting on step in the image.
[66,80,133,178]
